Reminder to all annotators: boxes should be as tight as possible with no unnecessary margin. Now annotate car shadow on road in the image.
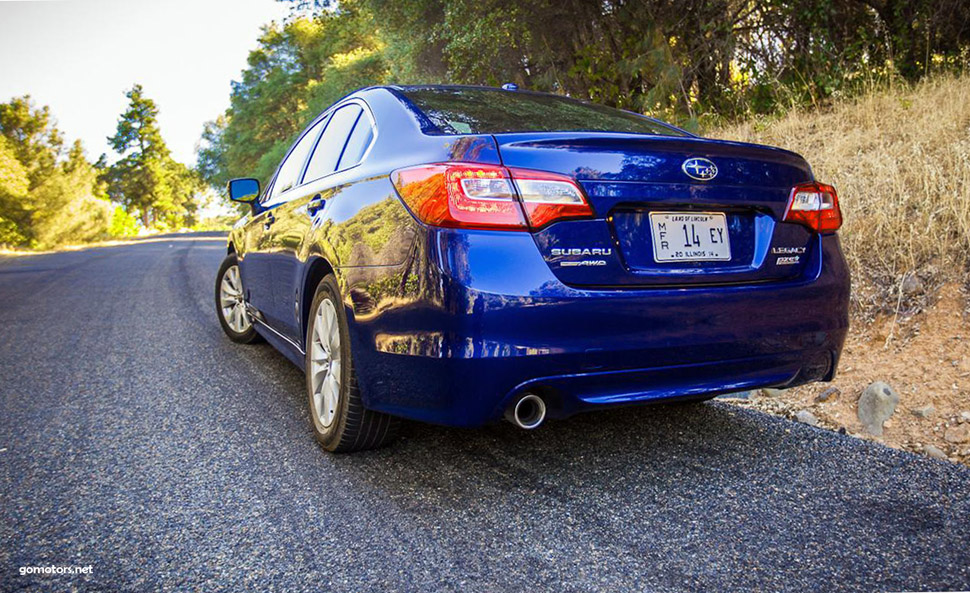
[350,403,793,492]
[330,396,838,514]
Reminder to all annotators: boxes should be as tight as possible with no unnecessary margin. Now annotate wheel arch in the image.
[301,256,338,347]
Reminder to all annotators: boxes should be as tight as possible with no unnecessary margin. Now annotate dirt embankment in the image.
[728,283,970,466]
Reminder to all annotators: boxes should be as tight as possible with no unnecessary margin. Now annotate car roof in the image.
[381,84,592,100]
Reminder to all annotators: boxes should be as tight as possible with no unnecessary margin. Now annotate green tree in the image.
[0,96,63,189]
[0,96,117,248]
[204,0,969,195]
[29,139,113,247]
[198,0,387,189]
[0,135,30,245]
[365,0,969,122]
[103,84,201,229]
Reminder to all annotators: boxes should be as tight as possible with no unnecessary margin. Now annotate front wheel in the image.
[215,255,260,344]
[306,274,399,452]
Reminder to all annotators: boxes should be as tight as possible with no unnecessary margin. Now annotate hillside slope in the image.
[712,76,970,464]
[714,75,970,317]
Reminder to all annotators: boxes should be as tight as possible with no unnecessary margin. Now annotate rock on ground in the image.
[858,381,899,436]
[816,387,841,403]
[901,273,924,296]
[944,423,970,444]
[923,444,948,460]
[795,410,819,426]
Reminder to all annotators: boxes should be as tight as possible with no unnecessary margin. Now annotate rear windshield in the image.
[399,87,687,137]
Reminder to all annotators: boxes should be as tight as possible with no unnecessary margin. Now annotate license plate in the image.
[650,212,731,262]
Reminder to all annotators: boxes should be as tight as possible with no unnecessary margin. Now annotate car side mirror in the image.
[227,178,260,204]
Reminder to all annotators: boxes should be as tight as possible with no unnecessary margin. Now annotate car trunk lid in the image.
[494,132,819,287]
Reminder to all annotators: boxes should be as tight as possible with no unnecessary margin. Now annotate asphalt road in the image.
[1,233,968,593]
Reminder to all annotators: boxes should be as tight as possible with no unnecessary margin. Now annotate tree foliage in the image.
[0,88,198,249]
[0,97,120,248]
[0,135,30,245]
[200,0,968,188]
[198,0,387,188]
[368,0,969,124]
[101,84,202,230]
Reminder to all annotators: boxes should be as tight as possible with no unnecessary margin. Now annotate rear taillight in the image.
[784,181,842,232]
[391,163,592,231]
[509,167,592,229]
[390,164,525,230]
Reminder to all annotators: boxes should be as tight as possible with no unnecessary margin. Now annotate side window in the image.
[303,104,362,183]
[337,114,375,171]
[269,118,326,201]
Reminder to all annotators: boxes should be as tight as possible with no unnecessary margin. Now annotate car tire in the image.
[305,274,399,452]
[215,254,261,344]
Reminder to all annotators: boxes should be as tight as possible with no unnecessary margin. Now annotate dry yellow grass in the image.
[712,75,970,314]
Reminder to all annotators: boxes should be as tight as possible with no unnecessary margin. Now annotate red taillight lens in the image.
[509,167,592,229]
[391,163,592,231]
[783,181,842,232]
[390,163,525,230]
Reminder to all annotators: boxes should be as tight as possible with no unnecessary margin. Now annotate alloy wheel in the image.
[219,265,251,333]
[310,298,341,428]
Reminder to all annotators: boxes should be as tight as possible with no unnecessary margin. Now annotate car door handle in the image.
[263,212,275,230]
[306,194,324,216]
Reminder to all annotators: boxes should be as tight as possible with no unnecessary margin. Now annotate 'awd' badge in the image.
[552,247,611,268]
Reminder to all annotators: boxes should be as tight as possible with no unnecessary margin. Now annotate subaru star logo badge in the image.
[682,157,718,181]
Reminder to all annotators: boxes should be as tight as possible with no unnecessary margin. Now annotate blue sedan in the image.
[216,85,849,452]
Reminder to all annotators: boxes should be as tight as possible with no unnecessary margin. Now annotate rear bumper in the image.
[347,229,849,427]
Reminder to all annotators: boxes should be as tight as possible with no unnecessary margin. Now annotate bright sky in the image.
[0,0,292,166]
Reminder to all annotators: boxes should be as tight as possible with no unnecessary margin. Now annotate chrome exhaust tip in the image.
[506,393,547,430]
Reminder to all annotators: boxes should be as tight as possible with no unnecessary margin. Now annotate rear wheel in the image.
[215,255,260,344]
[306,274,399,452]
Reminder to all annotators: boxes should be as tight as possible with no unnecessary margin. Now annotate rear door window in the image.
[337,114,375,171]
[269,118,326,201]
[303,104,362,183]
